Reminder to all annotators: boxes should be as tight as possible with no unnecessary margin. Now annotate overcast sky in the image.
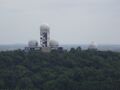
[0,0,120,45]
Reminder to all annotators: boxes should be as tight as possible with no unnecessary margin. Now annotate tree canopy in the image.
[0,48,120,90]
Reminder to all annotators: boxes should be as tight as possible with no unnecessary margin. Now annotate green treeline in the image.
[0,47,120,90]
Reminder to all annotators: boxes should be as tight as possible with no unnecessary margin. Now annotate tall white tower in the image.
[40,24,50,47]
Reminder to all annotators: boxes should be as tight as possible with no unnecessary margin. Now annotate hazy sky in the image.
[0,0,120,45]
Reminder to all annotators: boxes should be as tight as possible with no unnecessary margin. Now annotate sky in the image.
[0,0,120,45]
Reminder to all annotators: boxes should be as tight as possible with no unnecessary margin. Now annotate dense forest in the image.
[0,47,120,90]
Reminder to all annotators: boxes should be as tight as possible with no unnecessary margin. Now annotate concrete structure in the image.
[41,47,51,53]
[88,41,97,50]
[40,24,50,47]
[25,24,60,53]
[49,40,59,50]
[28,40,38,48]
[25,40,41,51]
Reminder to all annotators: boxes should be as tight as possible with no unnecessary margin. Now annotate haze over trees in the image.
[0,48,120,90]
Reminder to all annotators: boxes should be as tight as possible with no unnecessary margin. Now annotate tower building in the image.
[25,24,60,53]
[40,24,50,47]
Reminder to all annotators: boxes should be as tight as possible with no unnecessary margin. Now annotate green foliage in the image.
[0,49,120,90]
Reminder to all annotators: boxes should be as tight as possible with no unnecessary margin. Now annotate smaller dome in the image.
[49,40,59,49]
[28,40,38,48]
[88,41,97,50]
[40,24,50,30]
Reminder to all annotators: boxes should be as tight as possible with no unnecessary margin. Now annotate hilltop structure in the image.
[25,24,59,52]
[88,41,97,50]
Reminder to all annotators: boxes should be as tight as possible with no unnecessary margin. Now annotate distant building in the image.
[40,24,50,47]
[88,41,97,50]
[41,47,51,53]
[25,40,41,51]
[25,24,61,53]
[49,40,59,50]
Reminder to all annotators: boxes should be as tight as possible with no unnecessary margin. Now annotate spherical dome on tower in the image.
[49,40,59,49]
[88,41,97,50]
[40,24,50,31]
[28,40,38,48]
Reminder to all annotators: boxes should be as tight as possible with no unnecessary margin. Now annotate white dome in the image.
[49,40,59,48]
[28,40,38,47]
[40,24,50,30]
[88,41,97,50]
